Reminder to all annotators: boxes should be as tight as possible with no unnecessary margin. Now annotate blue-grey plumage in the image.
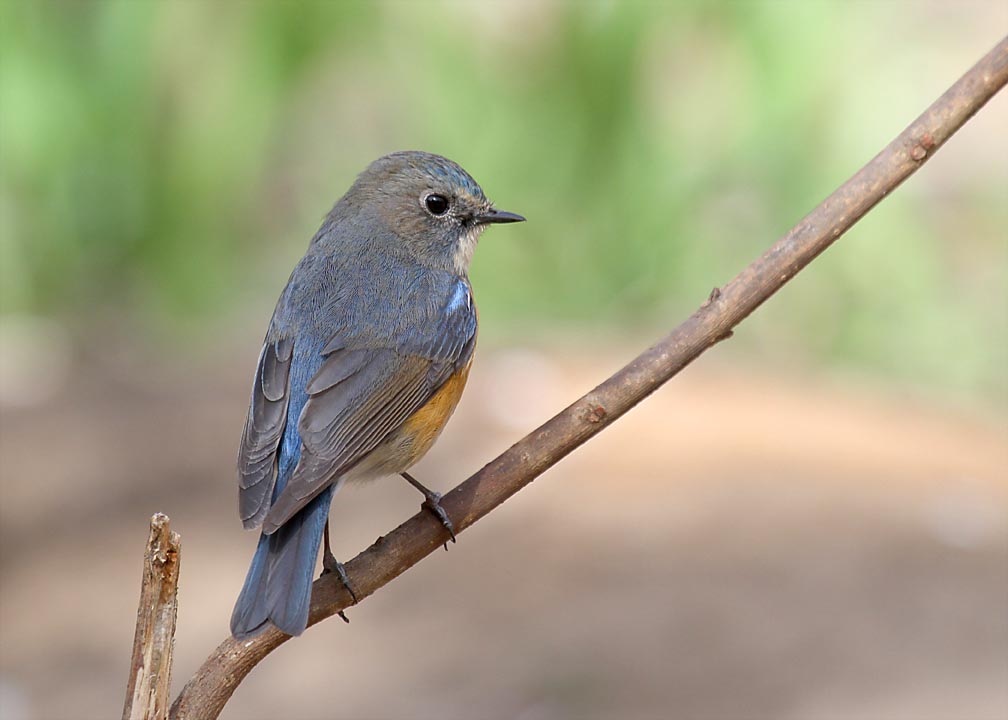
[231,151,524,639]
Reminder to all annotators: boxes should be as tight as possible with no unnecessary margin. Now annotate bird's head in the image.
[342,150,524,275]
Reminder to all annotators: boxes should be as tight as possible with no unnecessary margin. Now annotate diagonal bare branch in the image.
[169,35,1008,720]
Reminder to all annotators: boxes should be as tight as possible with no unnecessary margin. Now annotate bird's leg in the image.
[401,471,456,548]
[320,520,357,619]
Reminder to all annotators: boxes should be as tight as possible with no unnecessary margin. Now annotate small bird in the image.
[230,151,524,639]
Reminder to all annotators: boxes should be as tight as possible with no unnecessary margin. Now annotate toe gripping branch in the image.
[401,472,457,549]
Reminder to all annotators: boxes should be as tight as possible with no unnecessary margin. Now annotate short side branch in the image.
[124,513,182,720]
[170,36,1008,720]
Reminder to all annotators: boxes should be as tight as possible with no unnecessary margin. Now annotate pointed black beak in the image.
[475,208,526,225]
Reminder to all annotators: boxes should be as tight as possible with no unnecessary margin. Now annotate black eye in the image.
[424,193,450,216]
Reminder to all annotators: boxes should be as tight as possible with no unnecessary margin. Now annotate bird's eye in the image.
[424,193,450,216]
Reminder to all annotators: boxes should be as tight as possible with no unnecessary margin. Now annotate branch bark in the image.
[124,513,182,720]
[169,36,1008,720]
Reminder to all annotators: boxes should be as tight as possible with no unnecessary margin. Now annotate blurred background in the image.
[1,2,1006,719]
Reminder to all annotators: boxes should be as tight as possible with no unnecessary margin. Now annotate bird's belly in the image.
[343,361,472,483]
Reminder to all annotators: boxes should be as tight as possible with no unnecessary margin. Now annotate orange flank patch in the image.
[400,360,472,464]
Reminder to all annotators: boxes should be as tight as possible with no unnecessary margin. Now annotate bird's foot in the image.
[401,471,457,549]
[321,549,359,605]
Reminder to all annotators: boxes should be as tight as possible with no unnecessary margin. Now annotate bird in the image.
[230,150,524,639]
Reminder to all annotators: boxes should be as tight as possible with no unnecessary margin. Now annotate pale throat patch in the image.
[453,224,485,275]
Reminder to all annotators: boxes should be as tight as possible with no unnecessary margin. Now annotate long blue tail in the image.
[230,485,335,639]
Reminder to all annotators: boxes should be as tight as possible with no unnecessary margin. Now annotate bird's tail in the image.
[230,485,334,639]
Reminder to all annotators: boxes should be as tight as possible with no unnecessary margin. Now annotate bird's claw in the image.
[402,472,457,547]
[321,554,359,604]
[422,492,457,545]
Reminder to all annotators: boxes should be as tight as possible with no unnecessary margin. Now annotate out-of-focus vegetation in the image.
[1,1,1005,397]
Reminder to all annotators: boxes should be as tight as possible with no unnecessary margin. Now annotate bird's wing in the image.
[261,292,476,535]
[237,336,294,529]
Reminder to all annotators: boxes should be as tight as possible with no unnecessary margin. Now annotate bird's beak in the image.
[474,208,526,225]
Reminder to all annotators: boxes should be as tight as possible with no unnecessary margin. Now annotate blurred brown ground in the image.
[0,345,1006,720]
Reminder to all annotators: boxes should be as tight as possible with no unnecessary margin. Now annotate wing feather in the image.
[261,352,447,533]
[305,348,370,395]
[238,338,293,528]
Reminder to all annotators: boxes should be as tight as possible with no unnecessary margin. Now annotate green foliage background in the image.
[1,1,1005,398]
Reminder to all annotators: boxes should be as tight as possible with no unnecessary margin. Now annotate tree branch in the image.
[169,36,1008,720]
[124,513,182,720]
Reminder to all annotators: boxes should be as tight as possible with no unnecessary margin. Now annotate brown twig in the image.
[124,513,182,720]
[169,36,1008,720]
